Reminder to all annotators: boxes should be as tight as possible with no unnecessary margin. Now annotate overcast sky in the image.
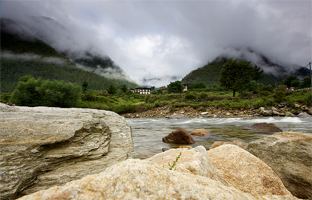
[1,0,311,87]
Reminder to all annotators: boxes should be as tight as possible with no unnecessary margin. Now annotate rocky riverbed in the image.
[122,103,312,118]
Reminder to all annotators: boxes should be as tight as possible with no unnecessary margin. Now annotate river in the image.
[126,117,312,156]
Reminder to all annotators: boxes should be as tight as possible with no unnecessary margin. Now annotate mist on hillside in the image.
[1,1,311,87]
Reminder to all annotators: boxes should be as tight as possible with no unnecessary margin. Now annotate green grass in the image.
[2,88,311,114]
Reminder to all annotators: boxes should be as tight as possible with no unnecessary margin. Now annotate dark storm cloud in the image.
[1,0,311,86]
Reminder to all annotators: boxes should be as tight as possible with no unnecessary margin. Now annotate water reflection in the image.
[126,117,312,156]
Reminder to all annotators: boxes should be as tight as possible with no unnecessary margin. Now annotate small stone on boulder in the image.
[245,122,282,132]
[162,128,195,144]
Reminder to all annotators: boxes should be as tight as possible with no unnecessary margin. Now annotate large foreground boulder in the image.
[17,159,297,200]
[245,122,282,132]
[162,128,195,144]
[247,131,312,199]
[0,103,136,200]
[207,144,292,196]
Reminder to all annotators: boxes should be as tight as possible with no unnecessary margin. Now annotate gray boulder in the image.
[247,131,312,199]
[0,103,136,200]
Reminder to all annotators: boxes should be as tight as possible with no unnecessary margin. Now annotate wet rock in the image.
[191,129,210,136]
[298,112,310,118]
[245,122,282,132]
[247,131,312,199]
[162,128,195,144]
[17,159,298,200]
[0,103,136,200]
[208,144,292,196]
[209,140,248,150]
[260,110,273,116]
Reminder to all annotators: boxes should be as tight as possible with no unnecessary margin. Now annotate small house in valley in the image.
[135,87,151,94]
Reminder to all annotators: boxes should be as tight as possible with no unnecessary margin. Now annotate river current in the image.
[126,117,312,156]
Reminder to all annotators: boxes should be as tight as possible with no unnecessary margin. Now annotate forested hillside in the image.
[1,32,138,93]
[182,57,283,87]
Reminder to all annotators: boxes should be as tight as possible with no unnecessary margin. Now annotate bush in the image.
[0,93,11,103]
[11,75,81,107]
[154,101,161,107]
[82,91,96,101]
[304,94,312,107]
[259,91,271,97]
[258,85,274,93]
[144,94,151,103]
[198,92,208,99]
[184,92,197,100]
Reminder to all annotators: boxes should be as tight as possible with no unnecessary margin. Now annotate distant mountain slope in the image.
[182,48,310,87]
[0,31,138,93]
[1,17,139,91]
[73,52,137,86]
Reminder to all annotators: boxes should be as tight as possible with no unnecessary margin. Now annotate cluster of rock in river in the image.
[0,103,311,200]
[122,103,312,118]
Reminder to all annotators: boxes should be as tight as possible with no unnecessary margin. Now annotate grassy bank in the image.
[1,88,311,114]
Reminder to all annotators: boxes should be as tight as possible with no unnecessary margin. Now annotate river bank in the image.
[122,102,312,118]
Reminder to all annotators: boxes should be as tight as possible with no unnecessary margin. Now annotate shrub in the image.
[273,91,286,103]
[154,101,161,107]
[258,85,274,93]
[304,94,312,107]
[82,91,96,101]
[0,93,11,103]
[184,92,197,100]
[198,92,208,99]
[144,94,151,103]
[259,91,271,97]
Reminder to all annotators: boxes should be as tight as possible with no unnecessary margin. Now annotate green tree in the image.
[300,76,311,88]
[82,81,88,93]
[167,81,184,93]
[251,65,264,87]
[107,84,117,95]
[282,75,299,88]
[10,75,81,107]
[121,84,127,93]
[219,59,253,97]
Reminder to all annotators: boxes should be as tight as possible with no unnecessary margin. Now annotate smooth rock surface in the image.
[17,159,298,200]
[207,144,292,196]
[147,146,219,180]
[247,131,312,199]
[0,103,136,200]
[245,122,282,132]
[191,129,211,136]
[162,127,195,144]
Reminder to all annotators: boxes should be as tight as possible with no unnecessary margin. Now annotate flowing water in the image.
[126,117,312,156]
